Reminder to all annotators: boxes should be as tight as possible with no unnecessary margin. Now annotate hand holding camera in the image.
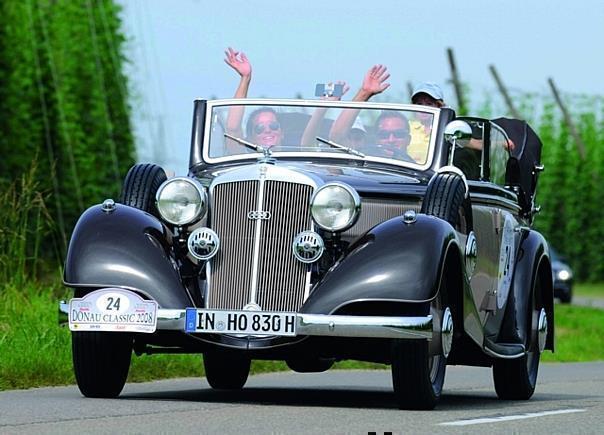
[315,82,349,99]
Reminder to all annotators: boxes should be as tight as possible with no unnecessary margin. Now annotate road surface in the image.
[1,362,602,434]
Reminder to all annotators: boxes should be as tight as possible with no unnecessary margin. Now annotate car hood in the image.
[195,160,430,196]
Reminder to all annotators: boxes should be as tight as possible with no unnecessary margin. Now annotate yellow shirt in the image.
[407,120,431,163]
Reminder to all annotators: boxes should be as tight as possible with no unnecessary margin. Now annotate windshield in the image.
[203,101,437,167]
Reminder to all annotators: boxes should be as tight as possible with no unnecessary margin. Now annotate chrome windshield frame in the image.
[199,98,442,171]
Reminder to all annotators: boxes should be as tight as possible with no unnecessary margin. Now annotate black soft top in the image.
[493,117,543,218]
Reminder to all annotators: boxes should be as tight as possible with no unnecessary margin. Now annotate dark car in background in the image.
[60,98,554,409]
[550,247,573,303]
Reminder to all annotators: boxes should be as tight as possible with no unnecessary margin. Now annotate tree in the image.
[0,0,135,263]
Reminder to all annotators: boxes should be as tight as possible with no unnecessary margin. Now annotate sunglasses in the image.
[376,129,409,140]
[253,122,281,135]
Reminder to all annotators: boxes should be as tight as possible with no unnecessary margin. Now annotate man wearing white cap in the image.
[410,82,446,108]
[408,82,446,161]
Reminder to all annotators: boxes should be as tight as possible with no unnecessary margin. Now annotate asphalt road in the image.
[1,362,602,434]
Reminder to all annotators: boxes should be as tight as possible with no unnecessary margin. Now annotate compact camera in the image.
[315,83,344,98]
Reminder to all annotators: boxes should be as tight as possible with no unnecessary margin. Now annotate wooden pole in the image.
[488,65,521,119]
[548,78,586,160]
[446,47,466,113]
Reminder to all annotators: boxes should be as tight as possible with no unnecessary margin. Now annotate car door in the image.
[454,120,522,331]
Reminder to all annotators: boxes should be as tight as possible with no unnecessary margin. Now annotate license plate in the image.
[185,308,297,336]
[69,289,158,333]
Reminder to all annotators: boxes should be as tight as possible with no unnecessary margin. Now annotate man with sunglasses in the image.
[373,111,413,160]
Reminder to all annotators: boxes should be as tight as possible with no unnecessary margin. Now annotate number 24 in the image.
[106,297,121,311]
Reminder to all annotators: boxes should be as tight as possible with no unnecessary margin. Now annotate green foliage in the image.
[533,97,604,281]
[0,0,135,262]
[0,163,52,286]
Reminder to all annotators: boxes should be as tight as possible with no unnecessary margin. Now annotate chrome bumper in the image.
[59,302,432,340]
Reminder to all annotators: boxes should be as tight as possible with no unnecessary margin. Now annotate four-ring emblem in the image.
[247,210,272,220]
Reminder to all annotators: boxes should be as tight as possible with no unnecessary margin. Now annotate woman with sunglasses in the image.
[223,47,284,149]
[245,107,283,148]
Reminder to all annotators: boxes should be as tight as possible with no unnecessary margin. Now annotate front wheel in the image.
[203,351,251,390]
[559,288,572,304]
[391,286,448,410]
[72,331,133,398]
[391,340,446,410]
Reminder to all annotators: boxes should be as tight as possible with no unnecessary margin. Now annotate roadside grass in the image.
[575,282,604,299]
[542,303,604,362]
[0,284,73,390]
[0,282,602,391]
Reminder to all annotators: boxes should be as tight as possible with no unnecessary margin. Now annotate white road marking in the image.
[439,409,586,426]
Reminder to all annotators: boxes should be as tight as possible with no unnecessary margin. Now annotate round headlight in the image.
[311,183,360,232]
[557,269,571,281]
[156,177,207,225]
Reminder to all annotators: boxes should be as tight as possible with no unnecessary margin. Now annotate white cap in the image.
[351,118,366,133]
[411,82,445,102]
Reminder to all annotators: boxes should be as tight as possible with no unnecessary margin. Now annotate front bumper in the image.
[59,302,432,340]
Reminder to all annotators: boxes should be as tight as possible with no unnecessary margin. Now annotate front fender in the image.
[301,214,459,314]
[64,204,191,308]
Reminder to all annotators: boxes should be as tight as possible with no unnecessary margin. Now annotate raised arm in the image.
[329,65,390,142]
[224,47,252,136]
[300,81,350,147]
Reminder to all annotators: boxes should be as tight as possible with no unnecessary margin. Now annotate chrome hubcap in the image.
[441,307,453,358]
[537,308,547,353]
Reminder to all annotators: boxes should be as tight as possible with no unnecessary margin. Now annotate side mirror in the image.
[444,120,473,148]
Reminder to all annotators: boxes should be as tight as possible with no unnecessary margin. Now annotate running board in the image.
[484,339,525,359]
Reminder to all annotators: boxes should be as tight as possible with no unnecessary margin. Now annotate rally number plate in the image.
[185,308,297,336]
[69,289,158,333]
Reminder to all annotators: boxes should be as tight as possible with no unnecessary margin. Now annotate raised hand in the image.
[224,47,252,78]
[361,64,390,97]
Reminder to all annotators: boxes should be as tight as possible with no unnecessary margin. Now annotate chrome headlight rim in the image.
[155,176,208,226]
[310,182,361,232]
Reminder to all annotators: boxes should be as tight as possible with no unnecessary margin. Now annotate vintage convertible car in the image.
[59,98,554,409]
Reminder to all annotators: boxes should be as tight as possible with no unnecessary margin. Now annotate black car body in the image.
[60,99,554,409]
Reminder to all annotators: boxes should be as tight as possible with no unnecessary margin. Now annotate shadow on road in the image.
[120,386,592,410]
[124,387,399,409]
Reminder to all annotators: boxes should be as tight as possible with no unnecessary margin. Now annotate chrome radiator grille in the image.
[208,180,313,312]
[208,181,258,309]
